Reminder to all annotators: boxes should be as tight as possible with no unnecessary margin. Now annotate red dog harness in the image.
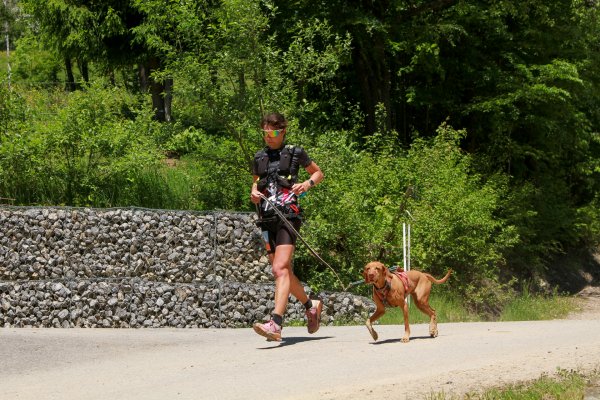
[373,270,410,305]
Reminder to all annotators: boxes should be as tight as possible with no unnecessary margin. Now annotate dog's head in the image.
[362,261,387,285]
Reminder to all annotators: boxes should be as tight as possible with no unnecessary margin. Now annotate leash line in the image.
[258,193,349,291]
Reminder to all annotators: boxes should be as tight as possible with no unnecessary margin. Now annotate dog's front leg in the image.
[366,293,385,341]
[366,307,385,341]
[401,301,410,343]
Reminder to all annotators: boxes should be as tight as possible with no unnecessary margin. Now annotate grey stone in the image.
[0,207,373,329]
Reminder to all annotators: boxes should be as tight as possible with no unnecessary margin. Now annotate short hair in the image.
[260,112,288,130]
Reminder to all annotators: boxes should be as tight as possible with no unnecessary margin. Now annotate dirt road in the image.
[1,314,600,400]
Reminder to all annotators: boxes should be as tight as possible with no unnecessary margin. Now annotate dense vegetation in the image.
[1,0,599,314]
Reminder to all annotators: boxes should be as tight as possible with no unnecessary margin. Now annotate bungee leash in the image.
[258,193,350,291]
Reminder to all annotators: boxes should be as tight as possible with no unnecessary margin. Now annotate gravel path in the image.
[1,308,600,399]
[568,285,600,321]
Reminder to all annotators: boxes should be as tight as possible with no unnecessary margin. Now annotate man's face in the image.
[262,124,286,148]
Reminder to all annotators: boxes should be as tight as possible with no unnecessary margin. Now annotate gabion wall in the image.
[0,207,374,328]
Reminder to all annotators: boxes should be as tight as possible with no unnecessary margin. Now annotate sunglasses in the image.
[262,129,283,138]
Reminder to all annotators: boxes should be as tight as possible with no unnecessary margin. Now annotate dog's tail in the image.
[426,269,453,284]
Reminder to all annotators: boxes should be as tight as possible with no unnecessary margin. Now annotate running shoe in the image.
[253,319,282,341]
[305,299,323,334]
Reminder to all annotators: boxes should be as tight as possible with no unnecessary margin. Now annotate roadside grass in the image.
[425,368,600,400]
[284,292,478,327]
[378,292,480,325]
[498,287,579,321]
[375,289,579,325]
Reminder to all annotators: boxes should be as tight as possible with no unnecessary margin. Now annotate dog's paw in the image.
[366,322,378,341]
[369,329,379,341]
[429,319,438,337]
[401,335,410,343]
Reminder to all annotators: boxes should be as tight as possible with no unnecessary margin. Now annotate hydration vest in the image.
[254,145,301,192]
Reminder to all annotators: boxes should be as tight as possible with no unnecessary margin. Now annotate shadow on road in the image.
[257,336,334,349]
[371,335,433,345]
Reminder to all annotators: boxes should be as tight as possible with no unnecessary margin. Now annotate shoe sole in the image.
[253,323,282,341]
[307,299,323,334]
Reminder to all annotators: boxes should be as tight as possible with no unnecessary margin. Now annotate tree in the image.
[268,0,600,272]
[19,0,199,120]
[1,0,23,86]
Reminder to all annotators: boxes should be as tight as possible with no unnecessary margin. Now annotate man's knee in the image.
[272,262,290,278]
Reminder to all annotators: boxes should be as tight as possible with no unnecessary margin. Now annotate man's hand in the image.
[250,188,262,204]
[291,181,310,196]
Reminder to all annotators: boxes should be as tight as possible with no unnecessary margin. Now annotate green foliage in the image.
[11,33,62,84]
[2,0,600,315]
[428,369,592,400]
[1,0,25,47]
[164,134,253,211]
[0,81,163,206]
[499,284,578,321]
[295,124,518,311]
[0,80,27,134]
[20,0,136,63]
[0,81,36,202]
[39,83,159,206]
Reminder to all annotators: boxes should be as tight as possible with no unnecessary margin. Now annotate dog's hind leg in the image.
[412,293,438,337]
[401,301,411,342]
[427,309,438,338]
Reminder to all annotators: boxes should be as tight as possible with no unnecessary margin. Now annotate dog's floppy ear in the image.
[362,267,369,283]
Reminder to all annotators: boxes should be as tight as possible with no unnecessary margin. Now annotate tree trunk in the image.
[352,33,392,137]
[64,58,76,91]
[4,0,11,89]
[142,57,172,122]
[77,59,89,84]
[138,64,148,92]
[163,77,173,123]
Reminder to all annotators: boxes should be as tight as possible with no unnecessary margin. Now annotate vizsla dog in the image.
[362,261,452,342]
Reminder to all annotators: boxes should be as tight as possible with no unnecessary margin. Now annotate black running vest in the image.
[253,145,304,192]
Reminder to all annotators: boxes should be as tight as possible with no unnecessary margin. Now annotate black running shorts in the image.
[261,218,302,254]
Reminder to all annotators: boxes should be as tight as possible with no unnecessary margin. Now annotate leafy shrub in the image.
[11,34,62,85]
[0,81,164,206]
[295,123,518,312]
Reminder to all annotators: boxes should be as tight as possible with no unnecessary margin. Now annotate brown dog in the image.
[362,261,452,342]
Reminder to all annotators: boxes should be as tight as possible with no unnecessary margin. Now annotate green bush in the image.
[11,34,62,85]
[0,81,164,207]
[0,82,38,203]
[295,124,518,313]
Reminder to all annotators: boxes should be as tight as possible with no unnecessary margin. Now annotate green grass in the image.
[375,289,580,325]
[285,319,306,327]
[425,368,599,400]
[498,287,579,322]
[378,292,480,325]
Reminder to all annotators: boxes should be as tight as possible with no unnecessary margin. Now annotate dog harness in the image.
[373,271,411,306]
